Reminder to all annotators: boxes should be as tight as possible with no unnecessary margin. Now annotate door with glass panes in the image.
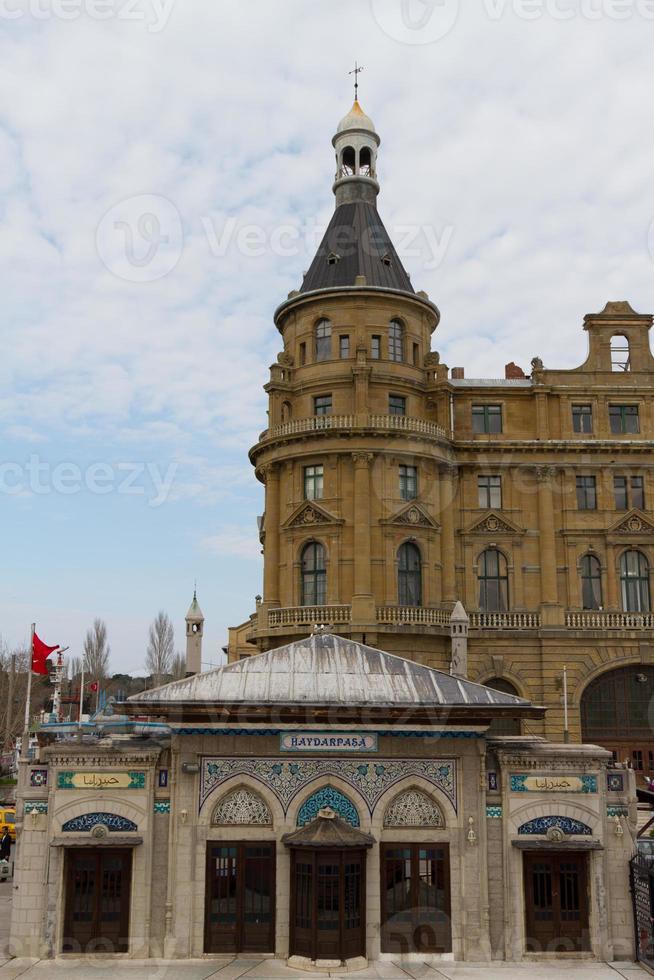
[524,851,590,952]
[63,849,132,953]
[380,843,451,954]
[205,843,275,954]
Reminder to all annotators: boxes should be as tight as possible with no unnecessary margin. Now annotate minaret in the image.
[185,590,204,677]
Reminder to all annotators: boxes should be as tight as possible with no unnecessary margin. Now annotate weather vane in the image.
[349,61,364,101]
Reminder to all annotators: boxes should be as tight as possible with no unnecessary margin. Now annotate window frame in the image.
[609,404,640,435]
[576,475,597,511]
[371,335,381,360]
[477,548,509,612]
[620,550,651,613]
[303,465,324,501]
[472,404,503,435]
[314,394,332,416]
[397,541,422,607]
[572,404,593,434]
[399,465,418,502]
[389,395,407,417]
[478,475,502,510]
[580,554,603,611]
[339,335,350,359]
[314,319,332,362]
[388,319,404,363]
[300,541,327,607]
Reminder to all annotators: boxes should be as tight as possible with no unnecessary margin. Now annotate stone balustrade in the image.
[565,611,654,630]
[468,612,542,630]
[376,606,450,626]
[268,605,352,628]
[260,414,447,442]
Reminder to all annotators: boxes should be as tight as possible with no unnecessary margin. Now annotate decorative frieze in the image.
[384,790,445,828]
[62,812,138,833]
[486,806,503,819]
[200,757,457,815]
[154,801,171,814]
[212,789,272,826]
[518,816,592,836]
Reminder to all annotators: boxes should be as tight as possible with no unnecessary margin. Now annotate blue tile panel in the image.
[518,816,592,836]
[154,801,171,814]
[62,812,138,833]
[486,806,503,819]
[297,787,360,827]
[510,774,597,793]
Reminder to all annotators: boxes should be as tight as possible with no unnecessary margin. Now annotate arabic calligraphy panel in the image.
[510,774,598,794]
[57,771,146,790]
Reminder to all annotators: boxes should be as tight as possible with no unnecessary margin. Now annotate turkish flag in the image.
[88,681,99,693]
[32,633,58,675]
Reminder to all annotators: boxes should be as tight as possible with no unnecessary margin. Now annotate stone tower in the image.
[185,590,204,676]
[248,98,450,658]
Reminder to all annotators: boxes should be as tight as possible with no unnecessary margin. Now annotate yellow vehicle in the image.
[0,808,16,842]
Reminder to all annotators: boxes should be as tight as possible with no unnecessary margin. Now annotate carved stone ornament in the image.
[546,825,566,843]
[277,352,294,367]
[425,351,441,366]
[386,504,439,529]
[467,511,522,536]
[212,788,272,827]
[384,790,445,828]
[610,511,654,535]
[285,502,341,529]
[91,824,109,839]
[531,356,544,372]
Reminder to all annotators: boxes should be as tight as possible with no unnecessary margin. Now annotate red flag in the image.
[32,633,58,676]
[88,681,99,693]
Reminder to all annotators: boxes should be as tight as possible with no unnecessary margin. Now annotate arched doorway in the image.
[581,665,654,777]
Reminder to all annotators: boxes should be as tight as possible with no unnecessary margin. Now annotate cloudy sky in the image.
[1,0,653,673]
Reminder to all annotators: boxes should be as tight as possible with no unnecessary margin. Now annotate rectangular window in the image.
[389,395,406,416]
[478,475,502,509]
[400,465,418,501]
[314,395,332,416]
[472,405,502,434]
[315,320,331,362]
[576,476,597,511]
[572,405,593,433]
[609,404,640,434]
[299,342,306,366]
[632,476,645,510]
[339,335,350,359]
[371,336,381,360]
[413,343,420,367]
[614,475,645,510]
[304,465,324,501]
[614,476,628,511]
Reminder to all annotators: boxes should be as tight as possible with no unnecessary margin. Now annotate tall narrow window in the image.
[299,342,306,366]
[576,476,597,511]
[611,335,631,372]
[398,542,422,607]
[472,405,502,434]
[580,555,602,610]
[610,405,639,434]
[614,476,628,511]
[389,320,404,363]
[413,343,420,367]
[399,465,418,501]
[339,335,350,359]
[615,475,645,510]
[315,319,332,362]
[632,476,645,510]
[572,405,593,433]
[301,542,327,606]
[304,465,324,501]
[478,549,509,612]
[620,550,650,613]
[389,395,406,416]
[371,336,381,360]
[478,475,502,509]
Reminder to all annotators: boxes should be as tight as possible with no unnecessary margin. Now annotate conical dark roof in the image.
[282,808,375,849]
[301,202,414,294]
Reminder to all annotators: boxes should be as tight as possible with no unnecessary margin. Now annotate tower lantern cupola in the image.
[332,100,381,207]
[185,589,204,677]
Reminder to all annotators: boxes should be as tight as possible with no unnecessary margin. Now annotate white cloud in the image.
[201,527,262,562]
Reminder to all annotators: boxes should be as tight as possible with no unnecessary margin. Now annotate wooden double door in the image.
[524,851,590,952]
[205,842,276,954]
[290,849,366,962]
[380,843,452,954]
[63,849,132,953]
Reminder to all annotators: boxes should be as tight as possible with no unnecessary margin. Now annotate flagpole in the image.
[78,664,84,728]
[22,624,35,759]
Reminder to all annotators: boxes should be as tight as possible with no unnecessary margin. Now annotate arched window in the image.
[484,677,521,736]
[620,550,650,612]
[478,549,508,612]
[611,334,631,372]
[315,318,332,362]
[301,542,327,607]
[398,542,422,607]
[581,666,654,748]
[580,554,602,610]
[389,319,404,362]
[341,146,355,177]
[359,146,372,176]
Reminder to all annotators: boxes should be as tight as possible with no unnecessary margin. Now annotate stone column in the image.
[607,545,619,609]
[352,452,375,624]
[440,464,458,604]
[536,466,563,625]
[262,464,281,606]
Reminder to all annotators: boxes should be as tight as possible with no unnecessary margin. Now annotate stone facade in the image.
[9,723,637,963]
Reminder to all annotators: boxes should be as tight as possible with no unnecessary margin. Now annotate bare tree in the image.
[83,619,110,682]
[145,612,174,686]
[171,651,186,681]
